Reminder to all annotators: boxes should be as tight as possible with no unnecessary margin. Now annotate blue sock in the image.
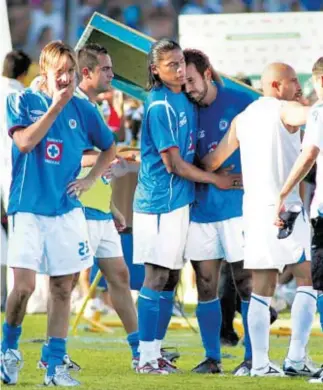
[40,342,49,364]
[156,290,174,341]
[138,287,160,342]
[318,293,323,332]
[127,331,139,358]
[1,322,22,353]
[241,300,252,361]
[196,298,222,361]
[47,337,66,377]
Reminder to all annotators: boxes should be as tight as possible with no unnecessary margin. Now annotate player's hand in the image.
[52,82,74,111]
[113,212,127,232]
[212,165,243,190]
[274,195,286,228]
[67,177,95,198]
[110,157,130,178]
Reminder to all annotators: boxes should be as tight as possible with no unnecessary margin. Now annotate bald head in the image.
[261,63,301,101]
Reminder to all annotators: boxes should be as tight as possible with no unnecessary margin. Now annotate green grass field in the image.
[2,313,322,389]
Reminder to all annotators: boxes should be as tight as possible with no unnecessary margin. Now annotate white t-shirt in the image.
[302,101,323,218]
[236,97,302,211]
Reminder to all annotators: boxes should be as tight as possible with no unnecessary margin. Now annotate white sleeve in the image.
[302,107,323,151]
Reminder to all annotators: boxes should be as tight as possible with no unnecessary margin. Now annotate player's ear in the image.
[82,67,91,79]
[204,68,212,81]
[151,64,158,75]
[272,80,279,90]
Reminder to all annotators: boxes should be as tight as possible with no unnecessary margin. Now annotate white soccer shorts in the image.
[86,219,123,259]
[185,216,244,263]
[133,205,189,270]
[8,208,93,276]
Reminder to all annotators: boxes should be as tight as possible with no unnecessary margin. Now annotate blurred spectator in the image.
[28,0,64,46]
[144,1,176,39]
[180,0,222,14]
[300,0,323,10]
[236,73,253,87]
[8,4,31,48]
[30,25,54,61]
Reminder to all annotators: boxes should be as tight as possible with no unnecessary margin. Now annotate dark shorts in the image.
[311,217,323,291]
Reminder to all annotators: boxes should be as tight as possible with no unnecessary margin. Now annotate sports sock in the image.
[1,322,22,353]
[155,290,174,357]
[241,300,252,361]
[47,337,66,377]
[40,342,50,364]
[318,293,323,332]
[127,331,140,358]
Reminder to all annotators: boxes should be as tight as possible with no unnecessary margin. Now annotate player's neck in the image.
[202,83,217,106]
[78,83,97,103]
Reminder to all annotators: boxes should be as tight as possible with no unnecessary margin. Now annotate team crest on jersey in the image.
[219,119,229,131]
[187,130,195,155]
[69,119,77,129]
[30,109,46,123]
[208,141,218,153]
[179,112,187,127]
[45,138,63,165]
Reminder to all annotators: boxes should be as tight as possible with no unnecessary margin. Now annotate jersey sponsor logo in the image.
[179,111,187,127]
[198,129,205,139]
[29,109,46,123]
[208,141,218,153]
[45,139,63,165]
[219,119,229,131]
[69,119,77,129]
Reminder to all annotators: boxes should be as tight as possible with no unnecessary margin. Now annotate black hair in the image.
[77,43,108,77]
[147,38,181,90]
[2,50,31,80]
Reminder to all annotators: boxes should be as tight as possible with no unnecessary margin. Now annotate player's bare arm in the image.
[275,145,319,225]
[12,83,74,153]
[280,101,310,129]
[161,146,241,190]
[202,116,240,172]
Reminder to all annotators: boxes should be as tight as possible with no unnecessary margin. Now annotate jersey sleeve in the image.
[148,103,179,152]
[86,104,114,151]
[6,91,33,137]
[302,107,323,151]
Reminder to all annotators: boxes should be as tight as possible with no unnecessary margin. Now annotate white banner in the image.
[179,12,323,78]
[0,0,12,73]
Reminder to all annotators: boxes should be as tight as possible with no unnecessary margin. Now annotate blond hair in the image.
[39,41,77,89]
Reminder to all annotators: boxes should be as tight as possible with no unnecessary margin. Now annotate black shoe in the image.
[312,366,323,379]
[160,347,180,363]
[192,358,223,374]
[220,330,239,346]
[270,306,278,325]
[232,360,252,376]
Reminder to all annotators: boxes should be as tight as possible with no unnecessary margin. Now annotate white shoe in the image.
[283,357,321,377]
[37,354,81,372]
[44,365,80,386]
[251,362,285,377]
[308,367,323,383]
[309,377,323,384]
[1,349,23,385]
[136,360,168,375]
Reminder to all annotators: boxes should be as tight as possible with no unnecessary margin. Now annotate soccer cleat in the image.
[232,360,252,376]
[44,365,80,386]
[38,354,81,372]
[308,368,323,385]
[131,356,139,370]
[251,362,285,377]
[136,361,169,375]
[283,357,320,377]
[1,349,23,385]
[191,358,223,374]
[158,358,180,373]
[160,347,180,363]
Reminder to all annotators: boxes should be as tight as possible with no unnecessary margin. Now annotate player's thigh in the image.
[191,259,222,290]
[251,269,278,297]
[8,212,44,274]
[98,256,130,287]
[185,221,224,262]
[220,217,244,263]
[45,208,93,276]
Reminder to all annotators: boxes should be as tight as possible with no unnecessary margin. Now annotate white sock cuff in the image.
[296,286,317,300]
[251,293,272,307]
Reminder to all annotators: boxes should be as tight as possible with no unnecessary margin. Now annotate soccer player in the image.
[183,48,255,375]
[75,43,139,367]
[202,62,319,377]
[133,38,241,374]
[275,57,323,384]
[0,41,116,386]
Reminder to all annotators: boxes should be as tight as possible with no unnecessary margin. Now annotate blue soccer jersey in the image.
[191,83,255,223]
[133,85,197,214]
[7,88,114,216]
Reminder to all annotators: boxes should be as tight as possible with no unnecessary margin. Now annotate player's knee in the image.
[15,281,35,300]
[144,268,169,291]
[163,271,180,291]
[233,269,252,300]
[112,265,130,287]
[71,273,80,290]
[196,275,217,301]
[50,278,73,301]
